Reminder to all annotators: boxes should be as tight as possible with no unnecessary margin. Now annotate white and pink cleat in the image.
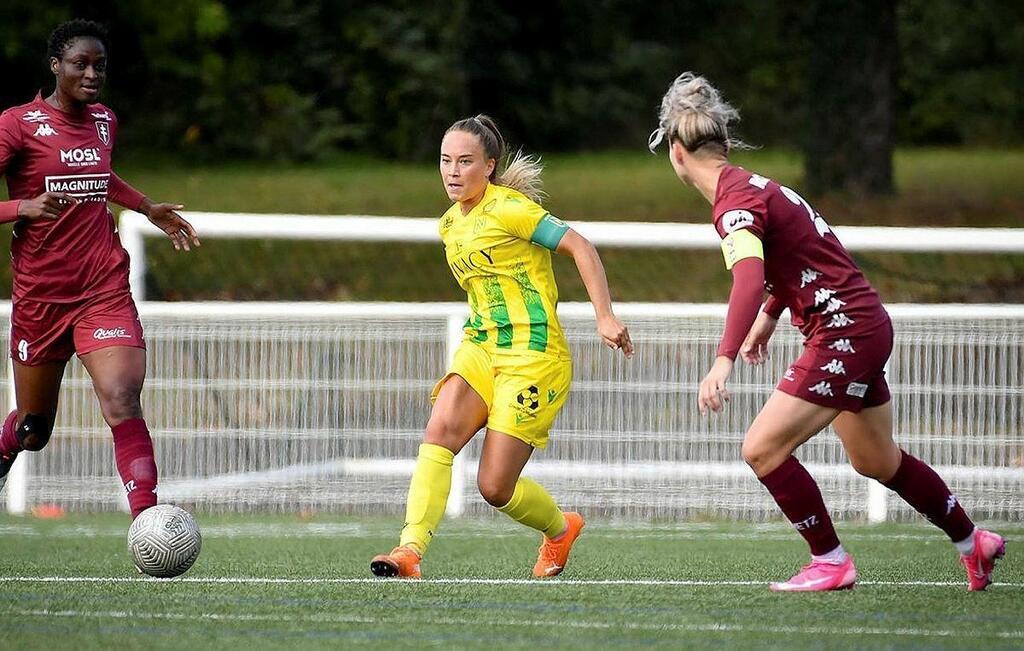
[770,556,857,592]
[960,529,1006,591]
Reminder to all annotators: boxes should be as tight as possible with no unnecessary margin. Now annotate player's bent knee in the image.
[848,455,895,482]
[100,385,144,421]
[16,413,53,452]
[740,439,766,470]
[477,477,513,508]
[423,416,465,452]
[741,439,786,477]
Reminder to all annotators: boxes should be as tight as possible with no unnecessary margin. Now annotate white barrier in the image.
[118,211,1024,301]
[5,301,1023,522]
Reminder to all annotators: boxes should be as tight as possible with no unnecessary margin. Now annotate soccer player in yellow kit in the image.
[371,115,632,579]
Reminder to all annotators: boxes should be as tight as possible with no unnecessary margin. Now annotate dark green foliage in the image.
[1,1,1021,161]
[804,0,897,195]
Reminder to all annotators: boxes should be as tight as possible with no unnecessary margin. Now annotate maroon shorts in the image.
[777,319,893,413]
[10,290,146,366]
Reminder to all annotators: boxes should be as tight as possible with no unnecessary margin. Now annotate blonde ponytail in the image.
[497,149,546,203]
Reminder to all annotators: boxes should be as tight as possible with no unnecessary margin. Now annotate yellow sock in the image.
[399,443,454,555]
[497,477,567,539]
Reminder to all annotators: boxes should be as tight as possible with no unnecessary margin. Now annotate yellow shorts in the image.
[431,341,572,449]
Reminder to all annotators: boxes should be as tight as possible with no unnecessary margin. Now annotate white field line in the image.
[16,608,373,624]
[11,607,1024,640]
[2,576,1022,589]
[1,522,1019,541]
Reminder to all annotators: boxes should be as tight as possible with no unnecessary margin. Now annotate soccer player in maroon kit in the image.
[0,20,199,519]
[649,73,1005,591]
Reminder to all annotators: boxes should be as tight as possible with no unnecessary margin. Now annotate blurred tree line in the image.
[1,0,1021,163]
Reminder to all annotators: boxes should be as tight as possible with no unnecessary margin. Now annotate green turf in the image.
[0,514,1020,649]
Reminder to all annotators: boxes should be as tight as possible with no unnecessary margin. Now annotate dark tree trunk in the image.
[805,0,897,196]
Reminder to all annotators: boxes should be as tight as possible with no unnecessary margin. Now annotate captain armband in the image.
[720,228,764,270]
[529,213,570,250]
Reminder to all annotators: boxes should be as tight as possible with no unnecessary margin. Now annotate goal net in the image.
[5,302,1021,522]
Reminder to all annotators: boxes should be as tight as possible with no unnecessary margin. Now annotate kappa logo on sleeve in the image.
[747,174,770,189]
[721,209,755,233]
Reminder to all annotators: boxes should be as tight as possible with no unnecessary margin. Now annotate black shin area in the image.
[16,414,52,452]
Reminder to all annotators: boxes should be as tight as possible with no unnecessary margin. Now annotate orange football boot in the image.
[533,511,585,578]
[370,546,422,579]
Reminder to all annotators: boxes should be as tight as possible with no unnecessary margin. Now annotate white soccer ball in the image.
[127,504,202,578]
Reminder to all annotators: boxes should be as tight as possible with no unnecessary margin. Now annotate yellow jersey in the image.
[439,183,571,359]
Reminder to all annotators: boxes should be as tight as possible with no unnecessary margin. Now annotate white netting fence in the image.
[5,302,1022,522]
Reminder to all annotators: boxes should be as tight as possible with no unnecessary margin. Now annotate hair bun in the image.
[648,72,752,154]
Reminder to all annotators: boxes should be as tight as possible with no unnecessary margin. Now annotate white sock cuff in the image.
[812,544,848,565]
[953,528,977,555]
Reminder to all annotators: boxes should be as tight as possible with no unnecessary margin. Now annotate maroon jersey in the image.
[712,165,887,342]
[0,94,140,303]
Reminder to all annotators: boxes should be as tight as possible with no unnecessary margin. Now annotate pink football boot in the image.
[770,556,857,592]
[960,529,1006,591]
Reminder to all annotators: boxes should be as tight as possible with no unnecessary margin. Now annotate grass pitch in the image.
[0,515,1021,649]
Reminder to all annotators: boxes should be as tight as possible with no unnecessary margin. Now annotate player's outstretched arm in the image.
[139,198,201,252]
[555,229,633,358]
[109,172,200,252]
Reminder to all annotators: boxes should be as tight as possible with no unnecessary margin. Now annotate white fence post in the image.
[867,355,894,523]
[5,362,26,515]
[867,481,888,523]
[444,311,468,517]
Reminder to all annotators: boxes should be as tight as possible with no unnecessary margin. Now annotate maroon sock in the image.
[758,456,841,555]
[883,450,974,542]
[0,411,20,458]
[112,418,158,518]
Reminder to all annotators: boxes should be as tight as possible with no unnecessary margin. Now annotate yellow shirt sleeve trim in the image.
[720,228,764,270]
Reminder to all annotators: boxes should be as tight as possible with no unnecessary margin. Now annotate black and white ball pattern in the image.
[127,504,202,578]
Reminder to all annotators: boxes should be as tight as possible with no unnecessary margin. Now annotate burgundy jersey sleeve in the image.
[0,110,24,222]
[108,172,146,211]
[717,257,766,360]
[713,191,767,240]
[763,294,786,319]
